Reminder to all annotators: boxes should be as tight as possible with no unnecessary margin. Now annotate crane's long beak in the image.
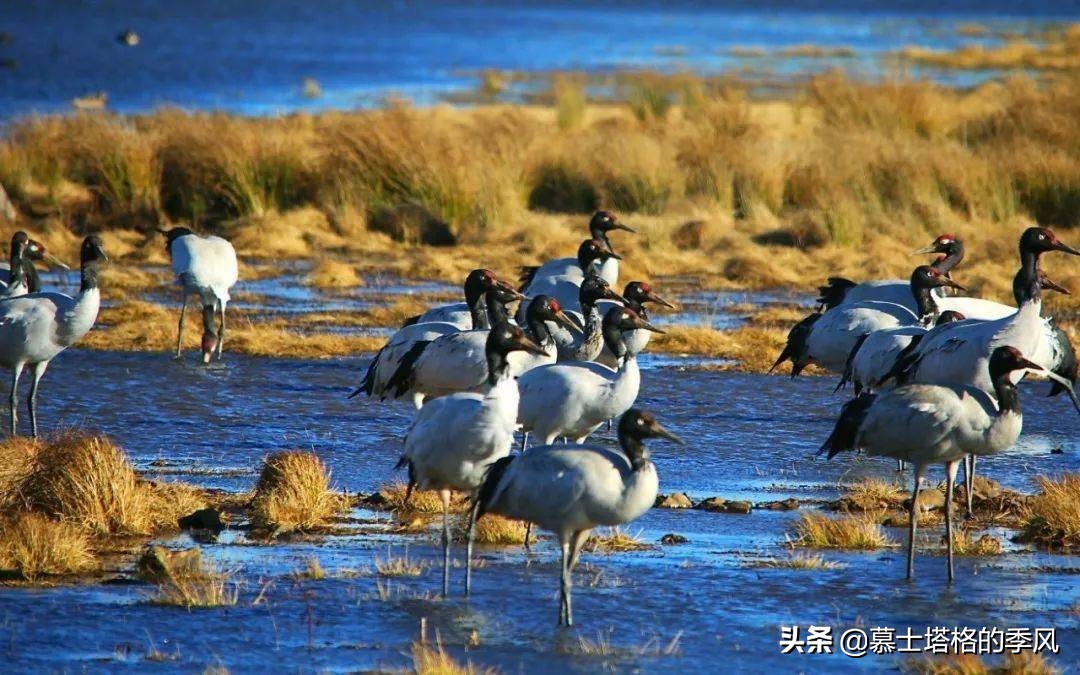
[942,276,966,291]
[650,421,684,445]
[633,316,666,334]
[602,251,623,261]
[1022,360,1080,415]
[514,333,549,357]
[645,291,676,309]
[553,309,580,334]
[496,280,528,301]
[912,245,938,254]
[1054,240,1080,256]
[611,223,636,233]
[42,252,71,271]
[1041,275,1070,295]
[604,288,628,305]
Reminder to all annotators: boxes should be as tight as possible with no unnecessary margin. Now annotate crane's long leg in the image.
[440,489,451,598]
[897,459,905,472]
[963,455,976,518]
[26,362,48,439]
[907,464,925,581]
[464,495,480,597]
[945,460,959,583]
[217,300,226,358]
[558,537,571,626]
[568,528,590,571]
[175,294,187,358]
[520,431,529,453]
[524,522,533,552]
[8,363,23,436]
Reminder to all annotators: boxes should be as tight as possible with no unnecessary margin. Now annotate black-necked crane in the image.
[397,323,546,597]
[401,268,513,330]
[817,233,965,310]
[516,240,621,322]
[0,232,69,297]
[547,274,626,362]
[595,281,676,368]
[352,270,518,400]
[518,306,662,447]
[518,211,633,291]
[0,236,107,436]
[771,265,964,377]
[821,346,1079,582]
[472,408,681,626]
[382,292,576,408]
[160,228,239,364]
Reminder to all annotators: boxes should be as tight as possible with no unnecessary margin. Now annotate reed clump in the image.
[793,512,890,550]
[251,451,346,533]
[373,480,468,514]
[753,552,846,570]
[456,513,529,545]
[412,633,494,675]
[305,258,363,288]
[904,651,1059,675]
[583,528,653,553]
[0,512,98,581]
[1018,474,1080,548]
[145,547,239,608]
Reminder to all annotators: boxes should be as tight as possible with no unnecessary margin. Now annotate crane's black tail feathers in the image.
[401,314,421,327]
[474,455,515,520]
[819,392,877,459]
[393,457,417,506]
[835,333,869,394]
[517,266,540,292]
[816,277,857,311]
[385,341,431,399]
[878,335,924,388]
[1049,324,1077,398]
[349,346,385,398]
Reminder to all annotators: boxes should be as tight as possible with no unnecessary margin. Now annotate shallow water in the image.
[2,1,1078,118]
[1,347,1078,672]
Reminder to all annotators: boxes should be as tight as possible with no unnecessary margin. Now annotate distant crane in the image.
[160,228,239,364]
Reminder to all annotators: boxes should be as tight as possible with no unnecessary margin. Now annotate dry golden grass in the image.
[375,547,427,577]
[468,514,529,545]
[412,634,495,675]
[951,531,1003,556]
[583,528,653,553]
[374,481,468,514]
[18,432,203,535]
[841,478,908,511]
[136,546,206,583]
[0,436,38,511]
[896,26,1080,71]
[557,628,682,658]
[251,451,346,533]
[1020,474,1080,548]
[147,550,239,608]
[0,512,97,581]
[793,512,891,550]
[753,551,846,570]
[904,651,1059,675]
[290,556,327,581]
[305,259,363,288]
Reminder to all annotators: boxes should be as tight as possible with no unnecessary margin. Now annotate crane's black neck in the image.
[911,284,938,322]
[625,298,648,320]
[485,347,512,386]
[601,316,629,364]
[524,311,553,348]
[992,374,1021,414]
[81,260,101,292]
[619,433,650,471]
[468,293,489,330]
[485,292,511,327]
[934,242,965,274]
[1012,259,1041,306]
[21,258,40,293]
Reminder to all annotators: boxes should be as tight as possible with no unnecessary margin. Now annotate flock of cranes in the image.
[2,210,1077,623]
[775,226,1080,582]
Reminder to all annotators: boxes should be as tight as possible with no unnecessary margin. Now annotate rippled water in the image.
[2,1,1077,117]
[1,344,1077,672]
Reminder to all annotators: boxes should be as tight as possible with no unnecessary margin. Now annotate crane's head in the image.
[589,210,634,235]
[623,281,676,310]
[914,233,961,256]
[619,409,683,445]
[80,235,108,266]
[576,239,620,269]
[1020,227,1080,257]
[526,295,579,333]
[463,269,501,304]
[910,265,965,292]
[487,322,547,358]
[24,239,70,270]
[579,274,626,308]
[604,306,665,335]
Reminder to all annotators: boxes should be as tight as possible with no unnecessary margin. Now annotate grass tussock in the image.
[1019,474,1080,548]
[583,528,654,553]
[146,549,239,608]
[0,512,97,581]
[753,551,846,570]
[950,531,1003,556]
[375,546,427,577]
[290,556,327,581]
[374,481,468,514]
[839,478,907,511]
[304,258,363,288]
[557,628,682,658]
[16,432,204,535]
[412,634,495,675]
[904,651,1059,675]
[793,512,890,550]
[454,513,529,545]
[251,451,346,533]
